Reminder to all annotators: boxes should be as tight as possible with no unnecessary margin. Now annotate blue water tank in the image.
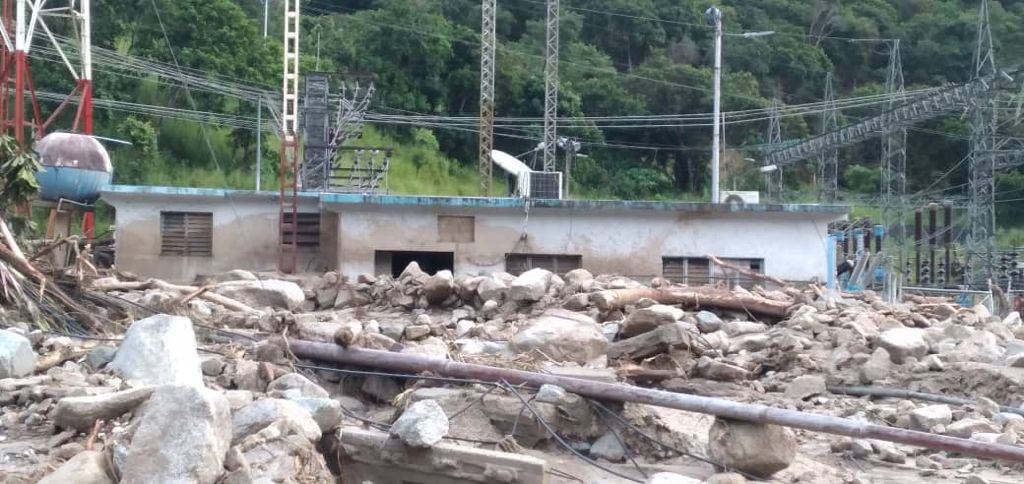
[34,132,112,204]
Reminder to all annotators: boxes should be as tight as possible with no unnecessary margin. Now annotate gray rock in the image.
[477,277,510,302]
[266,373,329,399]
[231,398,321,444]
[290,397,343,432]
[315,286,339,309]
[563,293,590,311]
[455,319,476,338]
[85,345,117,370]
[0,329,35,378]
[859,347,892,384]
[784,375,826,400]
[850,439,873,458]
[37,450,113,484]
[703,473,747,484]
[110,314,203,387]
[423,270,456,304]
[121,385,231,484]
[509,268,553,302]
[361,375,403,402]
[707,418,796,478]
[53,387,155,432]
[200,355,225,376]
[404,324,431,340]
[1005,353,1024,368]
[224,390,255,411]
[646,473,701,484]
[358,273,377,285]
[535,384,568,404]
[390,399,449,448]
[723,321,768,336]
[696,357,751,381]
[511,308,608,363]
[588,432,625,462]
[909,405,953,432]
[994,412,1024,428]
[877,327,929,364]
[564,268,595,293]
[964,476,991,484]
[696,311,724,333]
[621,305,684,337]
[946,418,999,438]
[212,279,304,310]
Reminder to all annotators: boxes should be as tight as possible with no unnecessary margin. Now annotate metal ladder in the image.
[278,0,301,273]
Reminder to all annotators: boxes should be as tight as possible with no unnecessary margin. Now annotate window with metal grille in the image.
[506,253,582,275]
[437,216,475,243]
[282,212,321,249]
[161,212,212,256]
[662,257,764,286]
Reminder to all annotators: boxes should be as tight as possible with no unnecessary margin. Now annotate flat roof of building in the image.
[102,185,850,215]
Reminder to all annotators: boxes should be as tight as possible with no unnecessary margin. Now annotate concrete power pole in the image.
[817,72,838,202]
[479,0,497,195]
[966,0,997,287]
[542,0,560,172]
[765,98,783,201]
[706,6,723,203]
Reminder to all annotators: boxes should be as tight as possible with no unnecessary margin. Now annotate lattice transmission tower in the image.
[882,40,907,256]
[817,72,838,202]
[542,0,560,172]
[966,0,997,286]
[479,0,497,195]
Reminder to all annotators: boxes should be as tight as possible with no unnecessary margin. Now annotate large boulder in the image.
[266,373,329,399]
[0,329,35,379]
[707,418,796,478]
[38,451,114,484]
[621,305,684,337]
[212,279,305,310]
[877,327,929,364]
[909,405,952,432]
[564,269,595,293]
[511,309,608,363]
[53,387,155,431]
[120,386,231,484]
[477,276,510,302]
[231,398,321,444]
[423,270,456,305]
[390,399,450,448]
[509,268,553,302]
[110,314,203,387]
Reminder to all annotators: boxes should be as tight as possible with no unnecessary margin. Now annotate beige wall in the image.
[103,190,325,282]
[328,203,843,281]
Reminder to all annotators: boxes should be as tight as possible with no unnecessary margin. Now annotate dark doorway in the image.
[375,250,455,277]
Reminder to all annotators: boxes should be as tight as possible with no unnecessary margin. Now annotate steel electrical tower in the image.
[278,0,301,273]
[542,0,559,172]
[966,0,997,286]
[765,98,783,201]
[478,0,496,195]
[817,72,838,202]
[882,40,907,255]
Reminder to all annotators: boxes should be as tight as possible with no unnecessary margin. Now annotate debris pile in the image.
[2,257,1024,483]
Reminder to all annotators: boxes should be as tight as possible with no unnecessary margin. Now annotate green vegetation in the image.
[20,0,1024,241]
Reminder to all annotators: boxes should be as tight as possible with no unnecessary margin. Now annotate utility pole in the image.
[765,98,783,201]
[542,0,559,172]
[256,0,270,190]
[479,0,496,195]
[705,6,723,203]
[966,0,997,287]
[817,72,838,202]
[882,40,906,261]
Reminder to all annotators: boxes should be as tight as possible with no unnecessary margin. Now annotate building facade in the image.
[102,185,847,283]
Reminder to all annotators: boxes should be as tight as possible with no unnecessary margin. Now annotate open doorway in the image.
[375,250,454,277]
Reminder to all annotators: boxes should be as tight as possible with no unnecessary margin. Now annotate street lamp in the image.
[705,6,723,203]
[705,6,773,203]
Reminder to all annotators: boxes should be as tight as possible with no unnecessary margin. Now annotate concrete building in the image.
[101,185,847,283]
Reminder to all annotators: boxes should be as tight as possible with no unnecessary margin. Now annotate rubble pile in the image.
[1,262,1024,483]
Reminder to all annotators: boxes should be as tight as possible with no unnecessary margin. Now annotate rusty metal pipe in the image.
[285,339,1024,462]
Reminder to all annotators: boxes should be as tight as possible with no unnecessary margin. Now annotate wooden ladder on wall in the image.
[278,0,301,273]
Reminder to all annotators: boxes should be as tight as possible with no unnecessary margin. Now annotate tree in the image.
[0,137,40,213]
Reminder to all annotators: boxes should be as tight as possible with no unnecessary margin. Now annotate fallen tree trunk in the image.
[592,287,793,318]
[0,242,104,332]
[92,278,257,313]
[284,338,1024,462]
[707,255,787,286]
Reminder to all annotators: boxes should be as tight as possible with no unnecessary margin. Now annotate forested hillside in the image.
[29,0,1024,235]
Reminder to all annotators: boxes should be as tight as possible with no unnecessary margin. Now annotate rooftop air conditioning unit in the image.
[720,190,759,204]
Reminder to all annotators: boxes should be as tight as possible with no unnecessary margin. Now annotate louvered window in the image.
[506,253,582,275]
[662,257,764,286]
[160,212,212,257]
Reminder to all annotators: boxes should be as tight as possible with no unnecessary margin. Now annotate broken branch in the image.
[284,338,1024,463]
[592,287,793,318]
[0,241,104,332]
[92,278,257,313]
[707,255,787,286]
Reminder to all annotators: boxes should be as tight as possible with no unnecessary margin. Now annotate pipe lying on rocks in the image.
[284,338,1024,463]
